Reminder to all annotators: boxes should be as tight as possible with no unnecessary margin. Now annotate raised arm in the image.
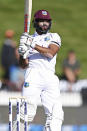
[34,44,60,58]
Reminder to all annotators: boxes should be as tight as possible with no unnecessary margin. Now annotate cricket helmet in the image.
[34,10,52,20]
[33,10,52,34]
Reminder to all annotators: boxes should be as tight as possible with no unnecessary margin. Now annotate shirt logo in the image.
[24,82,29,87]
[44,36,50,41]
[42,11,47,15]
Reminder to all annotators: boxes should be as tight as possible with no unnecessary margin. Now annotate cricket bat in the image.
[23,0,32,59]
[24,0,32,33]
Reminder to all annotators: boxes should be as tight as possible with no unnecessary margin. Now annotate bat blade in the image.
[24,0,32,33]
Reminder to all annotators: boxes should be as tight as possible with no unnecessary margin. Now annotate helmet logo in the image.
[42,11,47,15]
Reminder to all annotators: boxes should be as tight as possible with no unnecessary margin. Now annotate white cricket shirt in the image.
[28,32,61,73]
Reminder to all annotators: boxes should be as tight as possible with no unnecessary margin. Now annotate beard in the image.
[34,20,52,34]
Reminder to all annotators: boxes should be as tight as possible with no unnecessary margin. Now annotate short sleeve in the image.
[50,33,61,47]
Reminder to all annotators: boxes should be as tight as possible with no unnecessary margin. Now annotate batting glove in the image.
[30,41,37,49]
[20,32,33,47]
[19,32,33,56]
[18,44,28,56]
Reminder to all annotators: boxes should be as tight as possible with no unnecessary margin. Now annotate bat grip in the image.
[24,14,30,33]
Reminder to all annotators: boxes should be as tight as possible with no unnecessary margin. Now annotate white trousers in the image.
[22,68,64,131]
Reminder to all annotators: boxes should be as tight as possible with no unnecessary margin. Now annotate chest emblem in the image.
[44,36,50,41]
[24,82,29,87]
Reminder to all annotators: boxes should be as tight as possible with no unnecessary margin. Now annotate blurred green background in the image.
[0,0,87,78]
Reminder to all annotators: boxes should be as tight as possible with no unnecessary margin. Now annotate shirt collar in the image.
[33,31,39,36]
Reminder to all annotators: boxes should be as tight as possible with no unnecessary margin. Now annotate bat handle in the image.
[24,14,30,33]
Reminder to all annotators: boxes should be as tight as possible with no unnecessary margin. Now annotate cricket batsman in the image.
[14,9,64,131]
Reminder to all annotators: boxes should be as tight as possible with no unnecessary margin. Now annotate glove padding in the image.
[20,32,37,49]
[18,32,33,56]
[18,44,28,56]
[20,32,33,47]
[18,32,37,58]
